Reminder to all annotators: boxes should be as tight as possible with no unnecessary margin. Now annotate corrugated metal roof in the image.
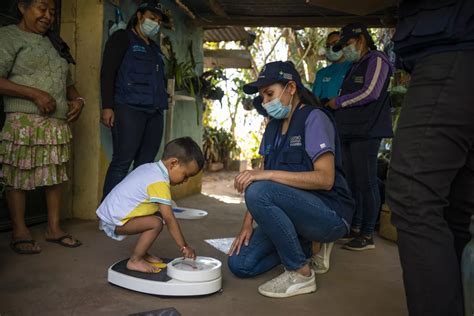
[204,26,249,42]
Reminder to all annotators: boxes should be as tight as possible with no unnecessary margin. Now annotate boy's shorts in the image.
[99,220,126,241]
[98,212,164,241]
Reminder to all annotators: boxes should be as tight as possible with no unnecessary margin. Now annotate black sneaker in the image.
[339,229,360,242]
[343,236,375,251]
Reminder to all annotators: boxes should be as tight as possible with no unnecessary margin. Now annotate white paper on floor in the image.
[205,238,235,254]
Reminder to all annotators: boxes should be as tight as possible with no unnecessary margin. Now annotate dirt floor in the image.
[0,171,408,316]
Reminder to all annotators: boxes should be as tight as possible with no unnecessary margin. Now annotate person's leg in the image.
[133,110,164,169]
[115,215,164,273]
[341,140,362,234]
[244,181,346,297]
[344,138,381,250]
[44,184,80,246]
[228,227,283,278]
[386,51,474,316]
[7,188,41,252]
[244,181,347,270]
[102,106,147,199]
[445,148,474,261]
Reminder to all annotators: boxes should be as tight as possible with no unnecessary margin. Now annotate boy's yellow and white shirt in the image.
[97,161,171,226]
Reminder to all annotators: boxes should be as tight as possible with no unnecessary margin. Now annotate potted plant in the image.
[200,68,226,102]
[203,126,240,171]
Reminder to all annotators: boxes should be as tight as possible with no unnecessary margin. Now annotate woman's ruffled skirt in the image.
[0,113,72,190]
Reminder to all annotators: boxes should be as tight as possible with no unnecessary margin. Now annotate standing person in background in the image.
[326,23,393,251]
[387,1,474,315]
[312,31,351,104]
[311,30,352,273]
[0,0,84,254]
[100,0,169,199]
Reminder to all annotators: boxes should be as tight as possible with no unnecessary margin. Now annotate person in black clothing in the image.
[100,0,169,199]
[326,24,393,251]
[387,1,474,315]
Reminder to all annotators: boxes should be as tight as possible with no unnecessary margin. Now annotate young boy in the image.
[96,137,205,273]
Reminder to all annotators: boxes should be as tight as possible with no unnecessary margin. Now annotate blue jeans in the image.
[102,105,164,199]
[341,138,381,236]
[228,181,348,278]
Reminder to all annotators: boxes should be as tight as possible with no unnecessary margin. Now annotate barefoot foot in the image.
[127,258,160,273]
[145,253,163,263]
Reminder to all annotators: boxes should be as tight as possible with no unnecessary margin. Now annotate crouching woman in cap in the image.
[228,61,354,298]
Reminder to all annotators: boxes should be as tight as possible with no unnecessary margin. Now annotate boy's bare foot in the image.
[127,257,160,273]
[145,253,163,263]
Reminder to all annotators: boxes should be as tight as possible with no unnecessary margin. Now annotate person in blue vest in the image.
[100,0,169,199]
[325,23,393,251]
[312,31,352,104]
[227,61,354,298]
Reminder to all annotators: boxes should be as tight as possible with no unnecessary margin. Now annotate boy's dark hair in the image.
[162,137,205,170]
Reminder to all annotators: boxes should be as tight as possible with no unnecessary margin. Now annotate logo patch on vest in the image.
[132,45,146,53]
[290,135,302,147]
[353,76,364,84]
[322,77,332,83]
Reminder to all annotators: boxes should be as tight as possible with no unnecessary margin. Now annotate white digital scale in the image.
[107,256,222,296]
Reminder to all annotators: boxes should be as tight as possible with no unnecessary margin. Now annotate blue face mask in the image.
[326,46,343,62]
[342,43,361,62]
[262,85,293,119]
[140,18,160,37]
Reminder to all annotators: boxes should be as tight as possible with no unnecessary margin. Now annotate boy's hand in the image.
[181,245,196,260]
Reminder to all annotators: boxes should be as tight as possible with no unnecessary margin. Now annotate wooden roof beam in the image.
[194,15,392,28]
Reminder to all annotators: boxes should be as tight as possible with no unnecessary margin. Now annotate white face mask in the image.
[342,43,361,62]
[326,46,343,62]
[262,83,294,119]
[140,18,160,37]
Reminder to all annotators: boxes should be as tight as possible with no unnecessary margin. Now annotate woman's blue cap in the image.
[243,61,304,94]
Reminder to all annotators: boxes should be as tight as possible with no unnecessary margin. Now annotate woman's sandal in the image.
[10,239,42,254]
[45,234,82,248]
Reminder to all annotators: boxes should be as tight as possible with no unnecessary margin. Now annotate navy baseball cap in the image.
[333,23,370,52]
[243,61,304,95]
[139,0,169,22]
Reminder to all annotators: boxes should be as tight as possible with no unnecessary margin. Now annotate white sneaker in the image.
[311,242,334,274]
[258,269,317,298]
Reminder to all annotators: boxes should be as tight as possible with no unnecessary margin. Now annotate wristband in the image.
[180,245,188,252]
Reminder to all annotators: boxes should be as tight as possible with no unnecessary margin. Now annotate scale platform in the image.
[108,256,222,296]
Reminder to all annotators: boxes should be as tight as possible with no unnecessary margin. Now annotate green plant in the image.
[200,67,226,102]
[203,126,240,164]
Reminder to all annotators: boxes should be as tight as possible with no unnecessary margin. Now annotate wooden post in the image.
[164,79,175,144]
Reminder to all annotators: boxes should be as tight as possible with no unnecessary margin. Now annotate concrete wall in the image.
[60,0,104,219]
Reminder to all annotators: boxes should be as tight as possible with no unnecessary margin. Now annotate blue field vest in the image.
[262,104,355,227]
[114,30,168,111]
[393,0,474,72]
[335,52,393,140]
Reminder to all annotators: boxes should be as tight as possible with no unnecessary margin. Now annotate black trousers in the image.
[102,105,164,199]
[341,138,381,236]
[387,51,474,316]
